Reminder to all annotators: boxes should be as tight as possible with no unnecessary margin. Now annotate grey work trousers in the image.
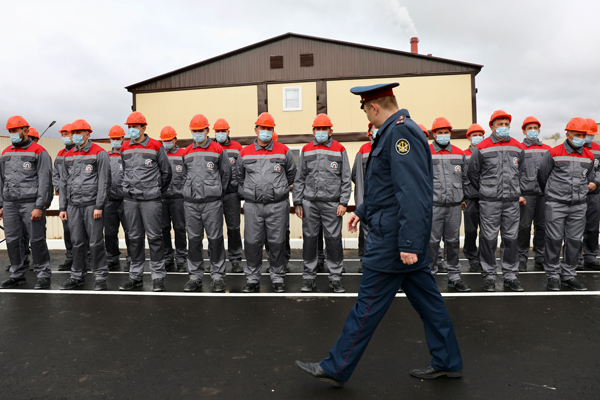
[429,205,462,281]
[479,200,519,281]
[582,194,600,263]
[462,198,480,266]
[124,199,166,280]
[184,200,226,281]
[67,205,109,281]
[223,193,243,263]
[4,201,51,279]
[162,197,188,264]
[301,200,343,282]
[104,199,131,263]
[517,195,546,264]
[244,200,289,284]
[544,201,586,280]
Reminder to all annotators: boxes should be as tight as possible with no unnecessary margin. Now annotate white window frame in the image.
[283,86,302,111]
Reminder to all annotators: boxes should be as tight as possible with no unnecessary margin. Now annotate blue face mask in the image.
[193,132,206,143]
[436,134,450,146]
[585,135,594,144]
[258,130,272,142]
[111,140,122,149]
[315,130,329,143]
[62,137,73,146]
[471,136,484,146]
[526,130,539,140]
[10,133,23,144]
[72,134,85,146]
[215,132,228,143]
[495,127,510,138]
[571,136,586,148]
[128,128,141,140]
[163,141,174,150]
[372,129,379,139]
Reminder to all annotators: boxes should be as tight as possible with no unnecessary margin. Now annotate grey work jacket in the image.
[108,149,125,201]
[520,138,550,196]
[430,141,465,206]
[182,138,231,203]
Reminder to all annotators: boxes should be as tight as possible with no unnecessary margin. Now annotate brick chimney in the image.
[410,37,419,54]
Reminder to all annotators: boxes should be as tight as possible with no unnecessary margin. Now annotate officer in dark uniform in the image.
[295,83,463,387]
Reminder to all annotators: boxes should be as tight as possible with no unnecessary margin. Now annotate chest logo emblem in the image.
[207,161,214,169]
[595,159,599,167]
[513,157,518,166]
[23,162,32,169]
[144,159,153,167]
[454,165,461,173]
[330,161,339,170]
[274,164,281,172]
[119,164,123,171]
[229,157,236,164]
[583,169,588,177]
[175,165,183,172]
[396,139,410,155]
[85,164,93,173]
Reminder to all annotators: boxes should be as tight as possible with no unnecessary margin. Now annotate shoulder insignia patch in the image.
[396,115,406,125]
[396,138,410,155]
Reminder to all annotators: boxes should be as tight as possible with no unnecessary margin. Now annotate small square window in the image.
[283,86,302,111]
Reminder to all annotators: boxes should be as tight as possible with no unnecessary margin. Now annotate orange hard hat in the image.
[213,118,230,130]
[59,123,72,133]
[28,128,39,138]
[521,116,541,130]
[108,125,125,138]
[160,126,177,141]
[586,118,598,135]
[564,117,590,134]
[71,119,93,133]
[125,112,147,126]
[255,112,276,128]
[489,110,512,127]
[189,114,210,130]
[312,113,333,128]
[417,124,429,137]
[5,115,29,130]
[273,131,279,142]
[431,117,452,132]
[466,124,485,137]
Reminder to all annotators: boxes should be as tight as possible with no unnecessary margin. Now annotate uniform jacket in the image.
[52,144,75,193]
[354,109,433,273]
[583,141,600,195]
[0,138,53,209]
[182,138,231,203]
[218,138,243,194]
[164,145,186,199]
[467,134,525,202]
[293,136,352,207]
[121,135,172,201]
[537,140,595,205]
[238,139,297,204]
[108,149,125,201]
[59,140,110,211]
[520,138,551,196]
[351,142,372,206]
[463,146,479,199]
[430,141,464,206]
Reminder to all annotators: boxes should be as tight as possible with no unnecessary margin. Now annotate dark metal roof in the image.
[126,33,483,92]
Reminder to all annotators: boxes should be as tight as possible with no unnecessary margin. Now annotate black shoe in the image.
[57,259,73,271]
[1,277,27,289]
[183,279,201,292]
[583,260,600,270]
[165,261,176,272]
[546,277,560,291]
[153,278,165,292]
[231,262,243,273]
[329,280,346,293]
[124,261,131,272]
[60,277,85,290]
[177,262,187,273]
[211,279,225,292]
[94,280,108,291]
[483,279,495,292]
[504,278,524,292]
[448,279,471,292]
[107,261,121,271]
[119,278,143,291]
[534,261,545,271]
[410,365,462,379]
[34,278,51,290]
[242,281,260,293]
[301,279,316,292]
[294,361,344,388]
[437,262,447,273]
[272,282,285,293]
[315,262,325,273]
[468,262,481,272]
[562,278,587,291]
[518,261,527,272]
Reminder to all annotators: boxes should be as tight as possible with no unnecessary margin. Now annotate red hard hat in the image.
[431,117,452,132]
[489,110,512,127]
[466,124,485,137]
[125,112,147,126]
[189,114,210,130]
[5,115,29,130]
[564,117,590,134]
[521,116,541,130]
[255,112,276,128]
[273,132,279,142]
[108,125,125,138]
[59,123,72,133]
[213,118,230,130]
[417,124,429,137]
[160,126,177,141]
[312,113,333,128]
[71,119,93,133]
[28,127,39,138]
[586,118,598,135]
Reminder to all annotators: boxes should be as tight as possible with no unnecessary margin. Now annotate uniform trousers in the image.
[162,197,188,264]
[223,193,243,263]
[185,200,226,281]
[104,199,131,264]
[124,199,166,280]
[582,194,600,263]
[244,200,289,284]
[429,205,462,281]
[358,222,369,262]
[320,265,463,382]
[462,198,480,266]
[479,200,519,281]
[517,195,546,264]
[301,200,343,282]
[67,204,109,281]
[544,201,586,280]
[4,202,51,279]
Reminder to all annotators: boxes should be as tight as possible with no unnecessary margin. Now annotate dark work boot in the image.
[58,259,73,271]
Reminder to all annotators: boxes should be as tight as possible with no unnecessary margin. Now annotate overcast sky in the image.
[1,0,599,139]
